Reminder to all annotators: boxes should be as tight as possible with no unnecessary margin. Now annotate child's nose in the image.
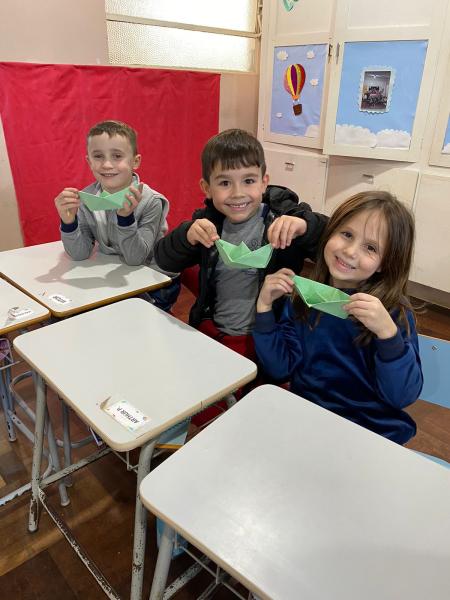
[344,241,358,257]
[231,183,244,197]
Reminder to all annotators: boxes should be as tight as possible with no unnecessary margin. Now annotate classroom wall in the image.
[0,0,259,251]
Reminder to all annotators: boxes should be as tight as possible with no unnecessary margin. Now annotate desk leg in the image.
[28,374,46,532]
[149,523,175,600]
[61,402,73,487]
[45,406,70,507]
[130,439,156,600]
[0,362,16,441]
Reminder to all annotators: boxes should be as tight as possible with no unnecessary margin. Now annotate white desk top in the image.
[0,277,50,335]
[140,385,450,600]
[13,299,256,452]
[0,241,170,317]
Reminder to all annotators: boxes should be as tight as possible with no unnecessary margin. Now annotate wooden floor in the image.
[0,285,449,599]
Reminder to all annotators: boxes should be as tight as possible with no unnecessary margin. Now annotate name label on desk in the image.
[48,293,72,305]
[103,398,150,432]
[8,306,34,319]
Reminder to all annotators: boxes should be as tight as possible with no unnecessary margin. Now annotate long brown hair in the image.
[293,191,416,344]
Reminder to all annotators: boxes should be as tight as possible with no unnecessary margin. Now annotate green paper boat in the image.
[78,187,131,211]
[292,275,350,319]
[215,239,273,269]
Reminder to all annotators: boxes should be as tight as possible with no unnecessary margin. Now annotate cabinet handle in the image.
[336,43,340,64]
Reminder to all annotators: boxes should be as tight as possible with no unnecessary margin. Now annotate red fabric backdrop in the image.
[0,62,220,246]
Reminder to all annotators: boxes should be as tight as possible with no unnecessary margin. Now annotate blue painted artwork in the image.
[270,44,327,138]
[335,40,428,149]
[442,115,450,154]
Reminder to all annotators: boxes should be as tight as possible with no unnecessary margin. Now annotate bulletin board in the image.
[429,51,450,168]
[269,43,327,140]
[334,40,428,151]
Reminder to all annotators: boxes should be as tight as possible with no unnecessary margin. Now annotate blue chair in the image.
[415,335,450,467]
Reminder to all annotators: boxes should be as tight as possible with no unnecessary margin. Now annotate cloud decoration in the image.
[442,143,450,154]
[335,124,377,147]
[335,125,413,149]
[305,124,319,138]
[310,79,319,86]
[277,50,288,61]
[376,129,411,149]
[306,51,315,59]
[275,112,283,118]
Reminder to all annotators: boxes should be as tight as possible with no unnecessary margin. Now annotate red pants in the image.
[191,320,261,426]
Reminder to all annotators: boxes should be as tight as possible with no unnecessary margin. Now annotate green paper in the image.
[292,276,350,319]
[215,239,273,269]
[78,187,131,211]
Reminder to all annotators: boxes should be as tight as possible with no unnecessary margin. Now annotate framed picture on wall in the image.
[358,68,395,113]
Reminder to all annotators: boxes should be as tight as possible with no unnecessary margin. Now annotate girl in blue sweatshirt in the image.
[253,191,423,444]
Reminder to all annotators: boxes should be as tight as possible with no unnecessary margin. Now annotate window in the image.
[105,0,261,73]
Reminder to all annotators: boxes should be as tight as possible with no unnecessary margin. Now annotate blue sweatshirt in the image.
[253,298,423,444]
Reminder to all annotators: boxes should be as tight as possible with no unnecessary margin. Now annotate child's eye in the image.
[366,244,377,253]
[341,231,352,239]
[112,154,123,160]
[244,178,256,185]
[218,180,230,187]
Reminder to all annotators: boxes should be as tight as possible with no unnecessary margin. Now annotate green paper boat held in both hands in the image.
[215,239,274,269]
[78,187,131,211]
[292,275,351,319]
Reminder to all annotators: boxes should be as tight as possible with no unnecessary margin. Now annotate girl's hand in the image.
[344,292,397,339]
[54,188,80,224]
[267,216,307,249]
[117,183,143,217]
[256,268,295,313]
[186,219,219,247]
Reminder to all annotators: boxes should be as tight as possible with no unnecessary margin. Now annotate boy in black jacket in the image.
[155,129,327,360]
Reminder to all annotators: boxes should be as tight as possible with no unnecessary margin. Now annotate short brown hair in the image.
[87,120,138,155]
[201,129,266,182]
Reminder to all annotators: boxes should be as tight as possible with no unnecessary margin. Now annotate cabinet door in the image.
[411,174,450,293]
[429,51,450,168]
[323,0,448,162]
[258,0,336,149]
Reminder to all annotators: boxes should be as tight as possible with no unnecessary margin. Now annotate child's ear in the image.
[199,178,211,198]
[133,154,142,169]
[85,154,92,168]
[262,173,269,191]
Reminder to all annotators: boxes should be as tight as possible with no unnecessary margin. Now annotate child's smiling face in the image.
[324,209,387,289]
[200,163,269,224]
[86,133,141,194]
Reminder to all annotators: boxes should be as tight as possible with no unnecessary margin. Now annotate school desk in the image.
[13,299,257,600]
[0,277,71,507]
[0,240,170,317]
[141,384,450,600]
[0,277,50,439]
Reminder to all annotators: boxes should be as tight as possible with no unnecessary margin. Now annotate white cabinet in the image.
[411,175,450,293]
[258,0,336,149]
[265,146,328,212]
[257,0,450,296]
[323,0,448,162]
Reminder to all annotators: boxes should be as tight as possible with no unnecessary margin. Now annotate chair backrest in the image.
[418,335,450,409]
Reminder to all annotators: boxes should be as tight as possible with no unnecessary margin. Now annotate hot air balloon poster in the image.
[284,63,306,115]
[270,43,327,138]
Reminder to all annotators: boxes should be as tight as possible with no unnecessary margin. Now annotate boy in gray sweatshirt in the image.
[54,120,179,310]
